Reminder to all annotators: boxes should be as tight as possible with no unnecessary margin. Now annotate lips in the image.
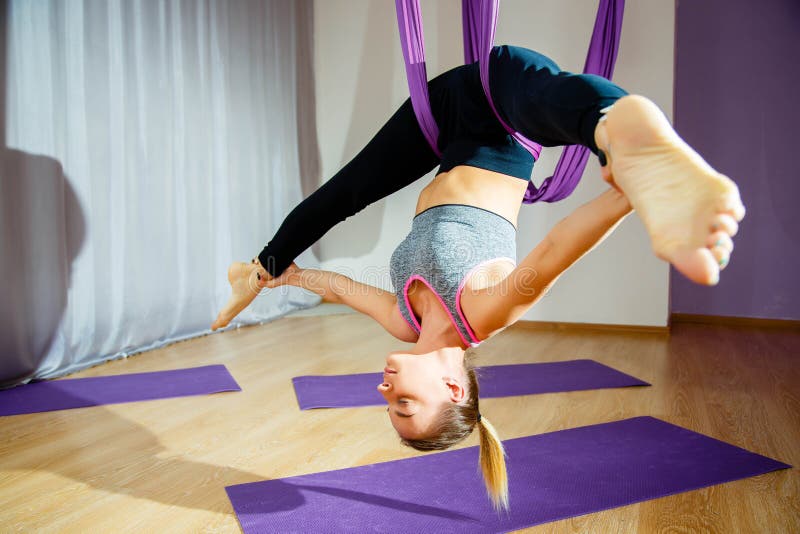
[382,367,397,382]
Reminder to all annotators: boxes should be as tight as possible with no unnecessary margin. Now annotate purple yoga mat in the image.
[0,365,241,416]
[292,359,648,409]
[226,417,790,533]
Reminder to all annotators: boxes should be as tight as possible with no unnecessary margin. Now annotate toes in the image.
[707,231,732,270]
[709,246,730,270]
[710,213,739,237]
[708,212,737,271]
[707,231,733,253]
[716,184,746,222]
[671,246,720,286]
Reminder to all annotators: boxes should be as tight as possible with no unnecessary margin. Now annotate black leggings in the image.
[258,45,627,277]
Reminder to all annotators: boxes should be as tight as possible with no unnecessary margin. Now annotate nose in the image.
[377,382,391,393]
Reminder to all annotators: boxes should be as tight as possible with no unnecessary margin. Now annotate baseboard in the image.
[670,313,800,330]
[513,320,668,335]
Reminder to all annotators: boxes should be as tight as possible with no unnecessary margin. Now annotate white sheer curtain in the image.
[0,0,319,387]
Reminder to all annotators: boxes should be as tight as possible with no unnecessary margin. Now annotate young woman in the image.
[211,46,744,510]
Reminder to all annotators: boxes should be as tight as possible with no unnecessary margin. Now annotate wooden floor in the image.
[1,313,798,533]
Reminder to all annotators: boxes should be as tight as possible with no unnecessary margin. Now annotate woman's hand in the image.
[253,259,302,289]
[602,186,634,216]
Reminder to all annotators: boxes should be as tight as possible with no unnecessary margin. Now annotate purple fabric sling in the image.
[0,365,241,416]
[395,0,442,157]
[225,416,790,533]
[292,359,648,410]
[396,0,625,203]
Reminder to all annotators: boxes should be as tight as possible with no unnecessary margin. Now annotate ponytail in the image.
[477,415,509,511]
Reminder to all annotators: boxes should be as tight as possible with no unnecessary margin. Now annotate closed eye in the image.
[395,398,414,417]
[385,406,413,418]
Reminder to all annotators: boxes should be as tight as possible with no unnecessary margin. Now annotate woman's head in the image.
[377,346,468,440]
[377,347,509,510]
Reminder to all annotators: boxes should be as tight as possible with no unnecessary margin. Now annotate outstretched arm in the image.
[266,264,419,343]
[465,188,633,337]
[212,99,438,330]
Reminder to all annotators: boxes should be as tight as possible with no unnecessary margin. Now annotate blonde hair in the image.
[401,348,509,511]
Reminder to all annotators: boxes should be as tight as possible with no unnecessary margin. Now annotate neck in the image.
[413,294,467,352]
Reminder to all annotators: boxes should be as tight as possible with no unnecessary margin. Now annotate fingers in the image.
[250,270,269,293]
[264,278,281,289]
[264,269,295,289]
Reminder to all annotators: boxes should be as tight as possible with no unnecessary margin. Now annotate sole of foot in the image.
[596,95,745,285]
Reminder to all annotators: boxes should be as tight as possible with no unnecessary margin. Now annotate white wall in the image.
[312,0,673,326]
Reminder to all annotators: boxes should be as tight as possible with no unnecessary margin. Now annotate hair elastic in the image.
[477,413,482,423]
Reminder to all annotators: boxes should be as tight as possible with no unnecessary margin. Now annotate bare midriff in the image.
[414,165,528,228]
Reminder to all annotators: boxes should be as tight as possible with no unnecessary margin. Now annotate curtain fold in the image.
[0,0,319,387]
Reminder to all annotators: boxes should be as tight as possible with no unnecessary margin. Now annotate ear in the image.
[443,377,466,403]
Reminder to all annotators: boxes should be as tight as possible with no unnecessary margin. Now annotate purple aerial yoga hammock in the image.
[396,0,625,204]
[395,0,442,158]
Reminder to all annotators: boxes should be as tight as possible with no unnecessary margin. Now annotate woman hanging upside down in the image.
[211,46,744,510]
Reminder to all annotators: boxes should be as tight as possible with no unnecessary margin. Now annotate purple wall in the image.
[671,0,800,320]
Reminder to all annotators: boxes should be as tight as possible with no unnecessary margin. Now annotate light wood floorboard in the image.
[1,314,797,533]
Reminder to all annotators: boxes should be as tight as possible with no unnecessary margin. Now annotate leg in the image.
[491,46,744,285]
[489,46,625,154]
[212,100,439,330]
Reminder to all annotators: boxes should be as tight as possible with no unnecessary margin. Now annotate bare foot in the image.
[211,260,268,331]
[595,95,745,285]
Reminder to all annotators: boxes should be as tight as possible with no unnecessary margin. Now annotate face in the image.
[377,349,467,440]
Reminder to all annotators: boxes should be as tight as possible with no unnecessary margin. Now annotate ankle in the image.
[604,95,676,148]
